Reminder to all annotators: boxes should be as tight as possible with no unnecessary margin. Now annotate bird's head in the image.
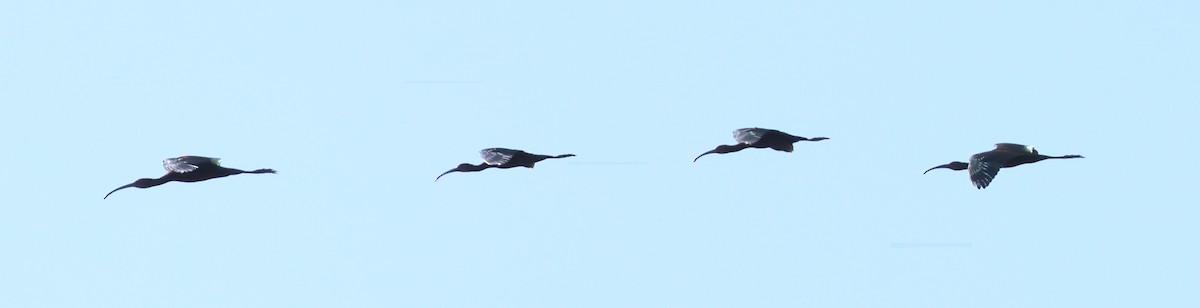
[923,161,969,174]
[103,178,159,199]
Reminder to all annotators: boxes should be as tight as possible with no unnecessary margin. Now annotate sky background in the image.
[2,0,1197,307]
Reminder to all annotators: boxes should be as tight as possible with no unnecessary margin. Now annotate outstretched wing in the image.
[163,156,217,173]
[967,154,1000,189]
[480,148,519,165]
[733,128,769,144]
[968,150,1027,189]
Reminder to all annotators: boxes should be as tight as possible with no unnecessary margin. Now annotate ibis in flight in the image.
[436,148,575,181]
[924,143,1083,189]
[693,127,828,162]
[105,156,276,199]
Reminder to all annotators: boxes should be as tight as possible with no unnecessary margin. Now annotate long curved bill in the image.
[923,164,951,174]
[693,151,716,162]
[434,169,457,182]
[104,183,136,199]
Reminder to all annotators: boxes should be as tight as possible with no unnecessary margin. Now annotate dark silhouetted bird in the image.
[693,127,828,162]
[105,156,276,199]
[924,143,1083,189]
[436,148,575,181]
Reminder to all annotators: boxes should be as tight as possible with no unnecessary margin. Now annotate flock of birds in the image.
[103,127,1083,199]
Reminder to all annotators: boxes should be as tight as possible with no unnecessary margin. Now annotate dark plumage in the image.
[104,156,276,199]
[924,143,1083,189]
[436,148,575,181]
[693,127,828,162]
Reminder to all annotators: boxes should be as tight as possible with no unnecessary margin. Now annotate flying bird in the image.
[924,143,1083,189]
[694,127,828,162]
[436,148,575,181]
[105,156,276,199]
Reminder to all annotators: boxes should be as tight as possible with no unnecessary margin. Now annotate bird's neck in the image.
[722,143,752,152]
[467,163,493,172]
[138,177,173,188]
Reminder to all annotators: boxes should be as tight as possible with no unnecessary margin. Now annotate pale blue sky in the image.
[1,0,1197,307]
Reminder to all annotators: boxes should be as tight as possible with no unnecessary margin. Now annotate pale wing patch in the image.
[163,157,201,173]
[733,128,766,144]
[994,143,1034,154]
[480,148,517,165]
